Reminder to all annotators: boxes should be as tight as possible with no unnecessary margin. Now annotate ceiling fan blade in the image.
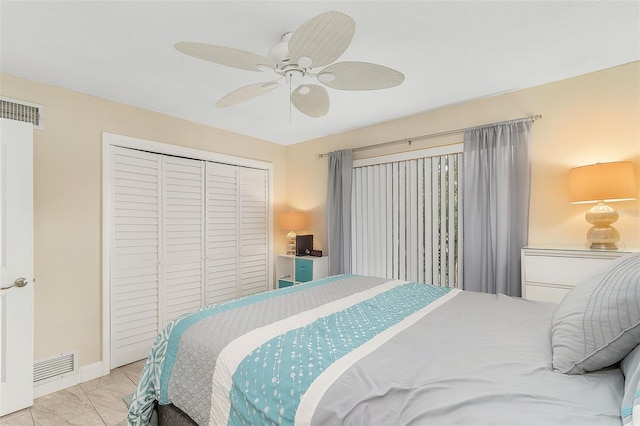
[175,42,274,72]
[216,81,279,107]
[291,84,330,118]
[288,11,355,69]
[318,61,405,90]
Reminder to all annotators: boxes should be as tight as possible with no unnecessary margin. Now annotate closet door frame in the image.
[101,132,273,375]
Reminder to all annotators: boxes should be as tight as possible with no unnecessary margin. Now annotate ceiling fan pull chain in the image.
[289,77,293,123]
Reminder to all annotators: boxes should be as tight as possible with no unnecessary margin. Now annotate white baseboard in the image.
[34,361,107,398]
[34,374,79,399]
[79,362,104,383]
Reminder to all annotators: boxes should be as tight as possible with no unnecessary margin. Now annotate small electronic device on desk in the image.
[296,234,313,256]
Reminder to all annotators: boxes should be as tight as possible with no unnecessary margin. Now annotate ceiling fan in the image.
[175,11,405,118]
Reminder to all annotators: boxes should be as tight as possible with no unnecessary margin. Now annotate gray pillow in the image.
[551,252,640,374]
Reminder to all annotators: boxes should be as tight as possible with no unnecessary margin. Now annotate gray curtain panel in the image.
[463,119,532,296]
[327,149,353,275]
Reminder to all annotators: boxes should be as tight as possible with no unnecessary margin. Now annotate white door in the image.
[0,118,34,416]
[238,168,269,296]
[110,147,161,368]
[161,156,205,325]
[205,162,239,304]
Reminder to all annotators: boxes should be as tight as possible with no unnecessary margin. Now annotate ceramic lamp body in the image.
[286,231,297,255]
[584,202,620,250]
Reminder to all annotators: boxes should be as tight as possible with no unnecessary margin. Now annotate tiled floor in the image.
[0,359,145,426]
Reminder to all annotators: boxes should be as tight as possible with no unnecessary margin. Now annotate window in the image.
[351,144,463,288]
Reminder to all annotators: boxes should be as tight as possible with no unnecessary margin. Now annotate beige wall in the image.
[1,61,639,371]
[287,62,640,252]
[0,73,288,367]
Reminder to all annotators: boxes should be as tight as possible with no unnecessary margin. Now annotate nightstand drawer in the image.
[295,259,313,282]
[521,246,637,303]
[524,284,571,303]
[524,255,614,286]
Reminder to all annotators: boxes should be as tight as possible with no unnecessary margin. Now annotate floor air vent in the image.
[1,96,44,130]
[33,351,78,385]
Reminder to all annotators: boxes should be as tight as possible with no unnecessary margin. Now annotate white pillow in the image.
[551,252,640,374]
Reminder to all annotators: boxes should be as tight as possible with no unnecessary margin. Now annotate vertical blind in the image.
[351,149,463,288]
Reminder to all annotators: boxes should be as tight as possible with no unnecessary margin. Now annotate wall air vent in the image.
[1,96,44,130]
[33,350,78,385]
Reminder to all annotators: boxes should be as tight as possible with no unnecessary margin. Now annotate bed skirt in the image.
[157,402,198,426]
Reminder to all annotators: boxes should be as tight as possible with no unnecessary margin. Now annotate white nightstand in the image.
[276,254,329,289]
[521,245,638,303]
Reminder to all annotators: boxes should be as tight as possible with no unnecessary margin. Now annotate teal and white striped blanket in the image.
[126,275,458,425]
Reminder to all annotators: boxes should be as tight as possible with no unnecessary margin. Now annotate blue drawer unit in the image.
[278,279,293,288]
[276,254,328,289]
[295,258,314,282]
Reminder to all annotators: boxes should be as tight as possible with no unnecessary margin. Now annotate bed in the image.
[127,253,640,426]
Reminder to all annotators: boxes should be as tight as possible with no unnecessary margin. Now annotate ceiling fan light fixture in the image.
[297,85,311,95]
[318,72,336,83]
[285,69,304,85]
[298,56,313,68]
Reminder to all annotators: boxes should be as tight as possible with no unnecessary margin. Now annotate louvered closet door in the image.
[239,168,269,296]
[111,147,161,368]
[205,162,239,304]
[162,156,205,325]
[110,146,270,368]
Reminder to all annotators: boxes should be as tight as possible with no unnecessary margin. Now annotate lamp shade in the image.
[569,161,637,204]
[280,211,306,231]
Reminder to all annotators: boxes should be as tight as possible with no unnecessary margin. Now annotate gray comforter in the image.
[128,274,623,425]
[310,290,623,425]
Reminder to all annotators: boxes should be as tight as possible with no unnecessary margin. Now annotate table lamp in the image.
[569,161,636,250]
[280,211,306,255]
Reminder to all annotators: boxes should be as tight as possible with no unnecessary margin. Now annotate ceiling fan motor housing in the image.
[268,32,294,70]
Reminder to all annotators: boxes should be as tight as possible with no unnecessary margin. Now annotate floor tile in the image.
[80,370,129,394]
[118,360,146,385]
[1,364,144,426]
[30,385,95,425]
[32,408,106,426]
[0,410,34,426]
[84,378,136,426]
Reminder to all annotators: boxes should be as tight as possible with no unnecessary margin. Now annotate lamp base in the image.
[586,225,620,250]
[588,242,619,250]
[286,231,296,255]
[585,201,620,250]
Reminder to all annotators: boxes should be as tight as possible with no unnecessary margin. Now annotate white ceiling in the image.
[1,1,638,145]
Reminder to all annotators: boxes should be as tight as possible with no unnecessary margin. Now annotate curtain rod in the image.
[317,114,542,159]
